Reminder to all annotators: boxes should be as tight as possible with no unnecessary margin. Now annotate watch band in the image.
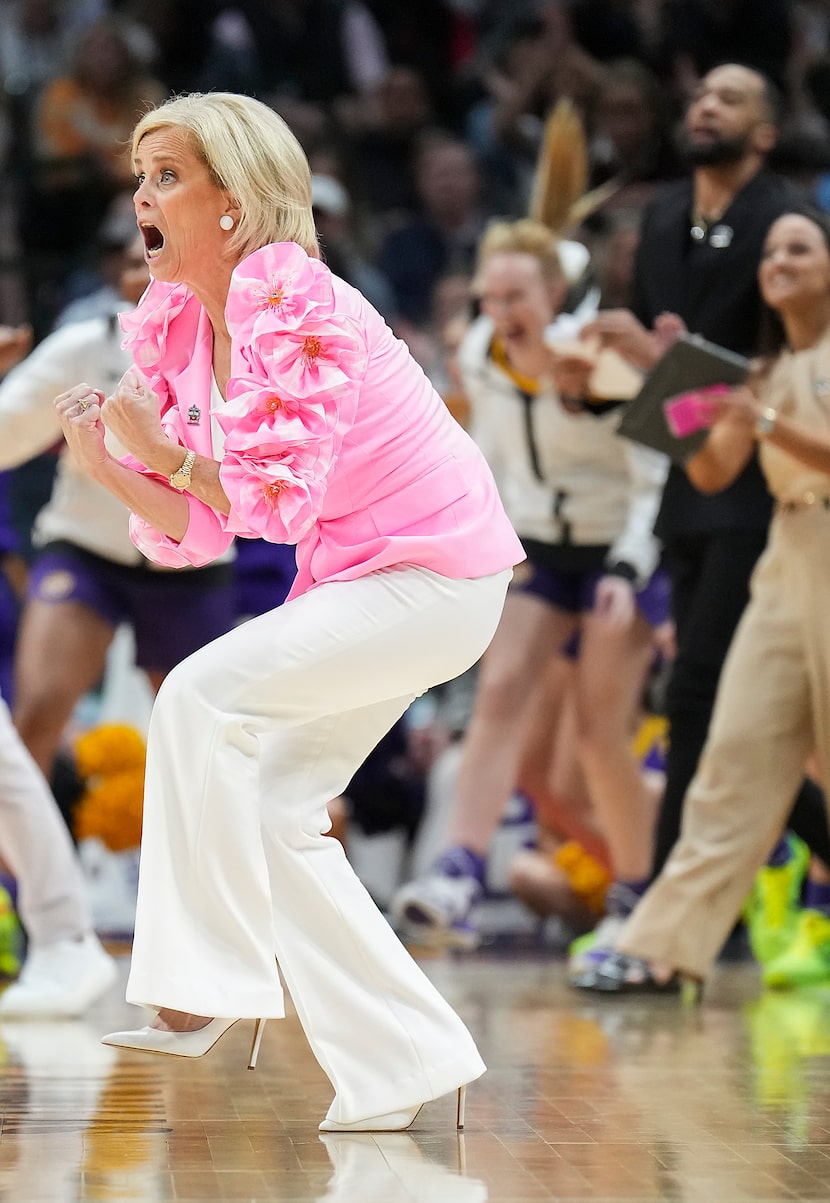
[755,406,777,439]
[169,448,196,490]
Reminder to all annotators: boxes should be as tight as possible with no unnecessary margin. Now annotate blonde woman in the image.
[54,92,523,1131]
[392,219,669,957]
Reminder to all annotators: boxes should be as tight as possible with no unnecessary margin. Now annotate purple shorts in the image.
[233,537,297,620]
[27,542,236,674]
[511,538,671,629]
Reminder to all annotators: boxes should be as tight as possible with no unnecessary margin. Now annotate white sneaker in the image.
[391,873,482,950]
[0,934,118,1017]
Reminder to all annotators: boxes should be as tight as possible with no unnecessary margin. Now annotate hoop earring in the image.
[219,215,234,231]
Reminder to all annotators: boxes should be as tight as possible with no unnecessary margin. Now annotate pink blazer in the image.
[120,242,524,600]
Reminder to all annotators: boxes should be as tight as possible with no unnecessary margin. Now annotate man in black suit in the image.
[576,64,830,963]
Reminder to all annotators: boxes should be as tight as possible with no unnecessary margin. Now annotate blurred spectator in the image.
[114,0,221,94]
[346,66,434,220]
[568,0,650,64]
[194,0,389,145]
[19,15,165,334]
[0,1,102,131]
[362,0,460,122]
[378,135,486,324]
[464,16,553,213]
[399,270,473,401]
[0,690,118,1017]
[53,192,141,326]
[390,217,668,951]
[587,59,681,195]
[587,210,642,309]
[312,172,397,320]
[660,0,795,96]
[0,239,236,780]
[0,471,25,703]
[468,3,603,190]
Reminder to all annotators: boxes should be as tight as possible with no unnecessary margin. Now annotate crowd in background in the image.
[4,0,830,1000]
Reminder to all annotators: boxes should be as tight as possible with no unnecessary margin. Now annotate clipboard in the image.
[617,333,751,464]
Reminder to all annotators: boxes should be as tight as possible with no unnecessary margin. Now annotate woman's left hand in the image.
[593,575,636,630]
[101,369,174,467]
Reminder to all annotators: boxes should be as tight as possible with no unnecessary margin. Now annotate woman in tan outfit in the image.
[575,211,830,991]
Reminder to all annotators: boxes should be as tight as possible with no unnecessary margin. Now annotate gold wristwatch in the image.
[169,448,196,490]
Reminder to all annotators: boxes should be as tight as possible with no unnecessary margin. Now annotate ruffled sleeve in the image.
[218,243,368,543]
[119,286,237,567]
[119,278,192,398]
[127,497,233,569]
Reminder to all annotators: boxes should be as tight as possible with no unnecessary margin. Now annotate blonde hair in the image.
[475,219,564,286]
[131,92,319,259]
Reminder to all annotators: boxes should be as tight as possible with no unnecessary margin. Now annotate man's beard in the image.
[676,128,753,167]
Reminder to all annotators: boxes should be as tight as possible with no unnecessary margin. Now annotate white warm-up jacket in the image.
[458,314,668,586]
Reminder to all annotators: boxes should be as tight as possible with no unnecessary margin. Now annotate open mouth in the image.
[140,223,164,257]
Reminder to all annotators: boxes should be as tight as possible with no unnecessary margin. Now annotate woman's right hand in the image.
[578,310,661,371]
[54,383,111,476]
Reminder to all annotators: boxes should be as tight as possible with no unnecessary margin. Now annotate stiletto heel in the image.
[247,1018,267,1069]
[102,1016,267,1067]
[456,1085,466,1130]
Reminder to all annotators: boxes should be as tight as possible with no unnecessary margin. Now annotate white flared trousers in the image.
[126,565,511,1122]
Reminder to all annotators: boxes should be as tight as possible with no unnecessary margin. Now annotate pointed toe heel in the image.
[319,1085,468,1133]
[101,1017,268,1068]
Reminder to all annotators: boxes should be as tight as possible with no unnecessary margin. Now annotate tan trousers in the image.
[617,508,830,979]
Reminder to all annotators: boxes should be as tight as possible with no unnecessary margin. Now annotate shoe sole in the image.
[398,904,479,951]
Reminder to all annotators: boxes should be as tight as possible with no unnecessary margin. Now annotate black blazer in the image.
[629,171,796,538]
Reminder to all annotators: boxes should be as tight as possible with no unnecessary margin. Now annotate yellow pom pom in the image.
[75,723,146,778]
[74,771,144,851]
[72,724,146,851]
[553,840,612,914]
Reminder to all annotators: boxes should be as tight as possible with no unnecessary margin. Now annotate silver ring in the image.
[78,398,90,412]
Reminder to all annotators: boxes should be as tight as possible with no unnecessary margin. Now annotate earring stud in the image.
[219,215,234,231]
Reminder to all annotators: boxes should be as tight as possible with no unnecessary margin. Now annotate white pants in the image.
[0,696,91,943]
[127,565,511,1122]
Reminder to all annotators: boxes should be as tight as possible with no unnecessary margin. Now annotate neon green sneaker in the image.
[742,834,810,966]
[762,908,830,988]
[0,883,22,980]
[744,991,830,1139]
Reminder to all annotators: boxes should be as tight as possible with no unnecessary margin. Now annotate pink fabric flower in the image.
[220,449,327,542]
[226,243,331,333]
[120,279,191,369]
[249,316,367,398]
[218,383,338,452]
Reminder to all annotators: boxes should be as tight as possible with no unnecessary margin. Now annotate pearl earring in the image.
[219,215,234,231]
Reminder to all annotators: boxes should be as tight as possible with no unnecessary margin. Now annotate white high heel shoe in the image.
[318,1084,467,1133]
[101,1017,267,1069]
